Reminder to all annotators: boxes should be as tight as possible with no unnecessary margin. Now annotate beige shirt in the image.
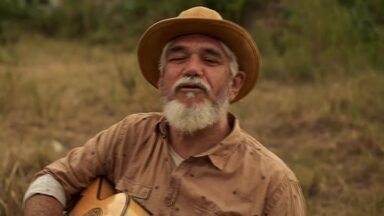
[36,112,305,215]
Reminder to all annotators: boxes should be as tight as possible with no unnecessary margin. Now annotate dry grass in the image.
[234,75,384,215]
[0,36,383,215]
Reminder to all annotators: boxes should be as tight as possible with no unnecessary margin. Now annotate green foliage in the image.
[253,0,384,81]
[0,0,382,97]
[0,0,252,47]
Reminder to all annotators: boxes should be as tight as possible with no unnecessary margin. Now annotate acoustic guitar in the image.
[68,177,152,216]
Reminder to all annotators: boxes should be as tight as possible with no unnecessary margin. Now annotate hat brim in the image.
[137,18,260,103]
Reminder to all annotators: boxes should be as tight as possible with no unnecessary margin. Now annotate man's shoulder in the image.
[105,112,163,137]
[239,132,298,182]
[121,112,163,126]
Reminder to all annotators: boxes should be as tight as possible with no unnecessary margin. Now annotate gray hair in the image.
[158,39,239,77]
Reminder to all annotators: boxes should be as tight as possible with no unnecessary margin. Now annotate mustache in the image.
[172,77,211,94]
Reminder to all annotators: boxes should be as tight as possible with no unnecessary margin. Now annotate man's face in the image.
[157,34,246,133]
[158,34,233,107]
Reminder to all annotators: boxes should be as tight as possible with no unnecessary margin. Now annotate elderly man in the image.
[24,6,305,216]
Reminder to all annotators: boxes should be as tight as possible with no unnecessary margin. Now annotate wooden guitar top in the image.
[69,178,151,216]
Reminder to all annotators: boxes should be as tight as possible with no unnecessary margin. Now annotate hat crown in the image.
[178,6,223,20]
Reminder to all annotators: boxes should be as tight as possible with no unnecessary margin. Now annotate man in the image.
[24,6,305,215]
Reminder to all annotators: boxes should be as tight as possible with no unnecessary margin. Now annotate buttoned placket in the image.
[157,124,194,215]
[164,157,193,214]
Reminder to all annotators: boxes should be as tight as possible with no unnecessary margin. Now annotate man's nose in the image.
[182,56,203,77]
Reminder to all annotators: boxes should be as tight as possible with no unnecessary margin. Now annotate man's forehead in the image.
[168,34,225,51]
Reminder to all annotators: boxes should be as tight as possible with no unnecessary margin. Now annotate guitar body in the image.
[69,177,151,216]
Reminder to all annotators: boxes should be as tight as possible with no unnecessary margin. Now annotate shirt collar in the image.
[195,113,244,170]
[157,115,169,139]
[156,113,245,171]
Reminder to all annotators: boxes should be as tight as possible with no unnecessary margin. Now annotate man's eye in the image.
[204,58,220,65]
[168,56,186,62]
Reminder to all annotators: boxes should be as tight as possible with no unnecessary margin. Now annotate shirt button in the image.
[170,178,179,187]
[167,200,173,206]
[165,198,174,207]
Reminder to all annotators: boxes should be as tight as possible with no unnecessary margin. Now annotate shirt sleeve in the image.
[23,174,66,207]
[264,178,306,216]
[32,118,127,203]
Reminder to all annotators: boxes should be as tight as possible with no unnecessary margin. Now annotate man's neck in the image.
[168,114,231,159]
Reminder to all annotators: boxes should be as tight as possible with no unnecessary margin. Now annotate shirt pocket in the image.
[194,204,243,216]
[115,178,152,200]
[193,197,244,216]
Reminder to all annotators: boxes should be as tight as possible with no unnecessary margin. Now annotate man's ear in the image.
[229,71,246,101]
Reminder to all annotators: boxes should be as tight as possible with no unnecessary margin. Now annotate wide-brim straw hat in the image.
[137,6,260,103]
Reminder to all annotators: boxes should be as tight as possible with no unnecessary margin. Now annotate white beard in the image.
[161,76,230,134]
[163,98,228,134]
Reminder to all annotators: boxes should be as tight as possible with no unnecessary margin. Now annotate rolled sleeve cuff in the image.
[23,174,66,208]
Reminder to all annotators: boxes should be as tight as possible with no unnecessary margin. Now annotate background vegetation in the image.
[0,0,383,215]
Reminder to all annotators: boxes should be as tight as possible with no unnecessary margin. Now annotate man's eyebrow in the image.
[166,45,187,55]
[202,48,224,59]
[166,45,224,59]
